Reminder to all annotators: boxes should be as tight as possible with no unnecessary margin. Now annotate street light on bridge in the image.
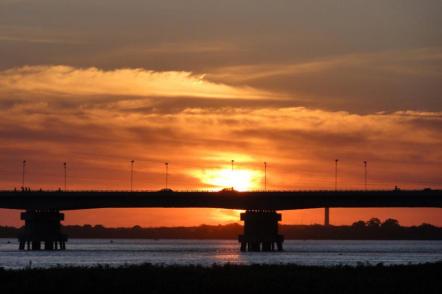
[165,162,169,189]
[334,159,339,191]
[22,160,26,189]
[364,161,368,191]
[63,162,67,191]
[326,158,339,227]
[264,162,267,191]
[130,160,134,192]
[231,160,234,190]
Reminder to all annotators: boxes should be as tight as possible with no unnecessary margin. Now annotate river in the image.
[1,239,441,269]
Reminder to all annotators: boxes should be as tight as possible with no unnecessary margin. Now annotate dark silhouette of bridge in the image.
[1,189,441,252]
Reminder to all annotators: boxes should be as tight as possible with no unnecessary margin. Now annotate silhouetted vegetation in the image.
[0,262,441,294]
[281,218,442,240]
[1,218,442,240]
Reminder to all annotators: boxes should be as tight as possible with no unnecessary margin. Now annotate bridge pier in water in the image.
[18,210,67,251]
[238,210,284,252]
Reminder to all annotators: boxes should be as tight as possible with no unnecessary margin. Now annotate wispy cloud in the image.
[209,48,442,83]
[0,66,271,99]
[0,87,440,191]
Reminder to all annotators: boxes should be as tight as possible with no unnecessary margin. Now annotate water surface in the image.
[1,239,441,269]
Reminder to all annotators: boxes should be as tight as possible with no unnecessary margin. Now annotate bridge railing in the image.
[0,189,439,193]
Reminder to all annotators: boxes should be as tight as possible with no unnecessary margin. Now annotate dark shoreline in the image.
[2,220,442,240]
[1,262,441,294]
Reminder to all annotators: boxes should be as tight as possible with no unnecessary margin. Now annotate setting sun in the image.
[193,167,262,191]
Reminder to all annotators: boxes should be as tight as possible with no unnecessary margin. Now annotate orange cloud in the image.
[0,65,441,227]
[0,66,270,99]
[0,94,440,191]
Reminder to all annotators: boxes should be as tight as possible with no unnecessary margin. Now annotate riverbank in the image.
[1,262,441,294]
[2,220,442,240]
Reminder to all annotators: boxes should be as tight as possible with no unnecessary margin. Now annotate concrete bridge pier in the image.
[18,210,67,251]
[238,210,284,252]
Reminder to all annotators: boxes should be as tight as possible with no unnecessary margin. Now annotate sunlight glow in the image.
[210,209,243,223]
[194,167,262,191]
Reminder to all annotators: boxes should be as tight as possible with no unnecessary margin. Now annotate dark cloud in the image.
[1,1,442,112]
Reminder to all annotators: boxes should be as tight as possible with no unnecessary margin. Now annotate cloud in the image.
[1,79,441,226]
[207,48,442,112]
[2,1,441,112]
[0,65,271,99]
[0,82,441,192]
[0,63,440,192]
[209,48,442,83]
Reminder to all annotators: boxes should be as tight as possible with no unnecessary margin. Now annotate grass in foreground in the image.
[1,262,441,294]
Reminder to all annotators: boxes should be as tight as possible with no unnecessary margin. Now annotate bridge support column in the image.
[238,210,284,252]
[324,207,330,226]
[18,210,67,251]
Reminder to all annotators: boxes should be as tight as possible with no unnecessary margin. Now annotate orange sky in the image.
[0,1,441,227]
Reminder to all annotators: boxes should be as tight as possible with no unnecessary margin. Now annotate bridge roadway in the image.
[2,189,442,251]
[1,189,441,210]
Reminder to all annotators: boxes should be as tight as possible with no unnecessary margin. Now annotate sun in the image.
[194,167,262,191]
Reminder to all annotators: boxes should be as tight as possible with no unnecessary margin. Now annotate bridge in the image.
[1,189,441,252]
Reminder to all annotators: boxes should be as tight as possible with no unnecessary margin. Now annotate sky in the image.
[0,0,441,227]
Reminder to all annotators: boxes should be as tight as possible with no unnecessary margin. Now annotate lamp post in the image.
[231,160,234,190]
[334,159,339,191]
[63,162,67,191]
[364,161,367,191]
[22,160,26,189]
[130,160,134,192]
[264,162,267,191]
[327,158,339,227]
[165,162,169,189]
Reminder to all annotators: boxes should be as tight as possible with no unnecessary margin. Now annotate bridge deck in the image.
[1,190,441,211]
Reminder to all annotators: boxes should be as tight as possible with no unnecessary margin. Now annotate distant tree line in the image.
[1,218,441,240]
[280,218,442,240]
